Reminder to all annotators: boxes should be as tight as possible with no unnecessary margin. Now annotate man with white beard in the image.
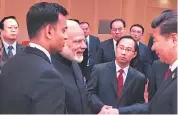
[51,20,90,114]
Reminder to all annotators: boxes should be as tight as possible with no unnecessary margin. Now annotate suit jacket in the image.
[138,42,147,61]
[147,60,169,101]
[95,38,115,64]
[0,47,65,114]
[119,68,177,114]
[51,54,90,114]
[80,35,100,82]
[87,61,146,113]
[143,36,159,77]
[2,43,25,63]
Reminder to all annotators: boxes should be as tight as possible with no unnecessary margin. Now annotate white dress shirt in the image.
[86,35,90,66]
[169,59,178,72]
[115,61,129,84]
[2,40,17,55]
[113,39,117,51]
[29,42,51,62]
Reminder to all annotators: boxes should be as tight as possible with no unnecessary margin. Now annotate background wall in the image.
[0,0,177,44]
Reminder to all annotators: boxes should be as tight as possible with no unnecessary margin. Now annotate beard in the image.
[60,45,83,63]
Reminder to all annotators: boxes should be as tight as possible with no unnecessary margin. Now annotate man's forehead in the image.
[119,39,134,46]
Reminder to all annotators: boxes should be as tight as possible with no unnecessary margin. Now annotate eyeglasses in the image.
[117,45,135,53]
[111,28,124,32]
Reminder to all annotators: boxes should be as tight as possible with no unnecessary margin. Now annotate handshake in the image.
[98,105,119,115]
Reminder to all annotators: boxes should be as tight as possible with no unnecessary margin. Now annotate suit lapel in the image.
[2,47,8,62]
[119,67,135,101]
[88,35,92,54]
[72,62,84,85]
[151,68,177,103]
[16,43,24,53]
[109,61,118,97]
[139,43,144,56]
[108,39,115,59]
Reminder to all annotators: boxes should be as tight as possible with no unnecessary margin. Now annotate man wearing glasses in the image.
[0,16,24,62]
[95,19,126,64]
[87,35,146,114]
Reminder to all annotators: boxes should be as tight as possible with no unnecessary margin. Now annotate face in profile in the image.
[61,23,87,62]
[1,18,19,40]
[116,38,137,65]
[51,14,68,52]
[151,27,177,64]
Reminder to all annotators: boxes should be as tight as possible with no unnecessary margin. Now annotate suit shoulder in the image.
[90,35,99,39]
[94,61,112,69]
[100,38,112,45]
[140,42,147,48]
[131,67,145,80]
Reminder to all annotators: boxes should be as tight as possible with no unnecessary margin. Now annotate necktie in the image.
[117,69,124,99]
[163,69,171,81]
[8,46,14,59]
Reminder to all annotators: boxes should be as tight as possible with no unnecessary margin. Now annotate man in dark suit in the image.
[79,21,100,82]
[87,35,146,114]
[147,60,169,101]
[95,19,126,64]
[130,24,147,61]
[51,20,90,114]
[130,24,148,75]
[118,11,177,114]
[0,16,24,64]
[0,2,68,114]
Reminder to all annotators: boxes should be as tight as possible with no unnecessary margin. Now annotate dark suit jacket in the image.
[87,61,146,113]
[2,43,25,63]
[80,35,100,79]
[95,38,115,64]
[0,47,65,114]
[143,36,159,77]
[147,60,169,101]
[51,54,90,114]
[138,42,147,61]
[119,68,177,114]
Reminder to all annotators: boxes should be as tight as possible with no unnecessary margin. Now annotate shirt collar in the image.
[137,41,139,46]
[2,40,17,51]
[29,42,51,62]
[113,39,117,51]
[169,59,178,72]
[86,35,89,42]
[115,60,129,74]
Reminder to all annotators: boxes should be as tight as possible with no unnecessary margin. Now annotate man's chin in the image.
[74,56,83,63]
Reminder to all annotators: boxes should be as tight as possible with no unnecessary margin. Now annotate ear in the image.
[171,33,178,46]
[133,51,137,59]
[45,24,54,40]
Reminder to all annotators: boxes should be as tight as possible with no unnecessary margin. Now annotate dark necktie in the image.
[163,69,171,81]
[8,46,14,59]
[117,69,124,99]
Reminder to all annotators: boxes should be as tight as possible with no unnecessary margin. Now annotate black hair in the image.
[151,11,177,35]
[110,19,126,29]
[130,24,144,34]
[0,16,19,30]
[26,2,68,39]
